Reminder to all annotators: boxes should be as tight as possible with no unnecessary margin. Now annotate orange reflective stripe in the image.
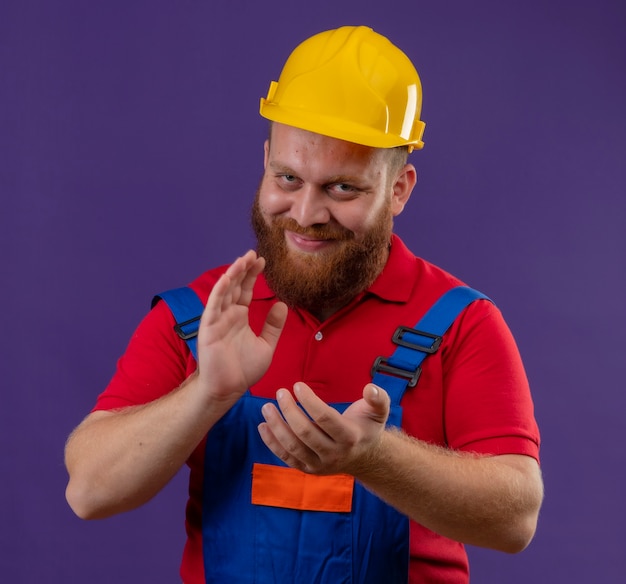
[251,463,354,512]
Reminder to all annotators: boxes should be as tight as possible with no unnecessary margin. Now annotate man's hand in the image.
[196,250,288,404]
[258,382,390,475]
[257,380,543,553]
[65,250,288,519]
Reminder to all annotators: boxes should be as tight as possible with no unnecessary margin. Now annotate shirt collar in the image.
[253,234,416,304]
[366,234,416,303]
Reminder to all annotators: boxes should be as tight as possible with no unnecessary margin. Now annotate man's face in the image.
[252,123,412,318]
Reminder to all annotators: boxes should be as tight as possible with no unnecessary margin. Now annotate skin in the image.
[261,125,411,247]
[64,251,288,518]
[65,123,543,553]
[257,124,543,552]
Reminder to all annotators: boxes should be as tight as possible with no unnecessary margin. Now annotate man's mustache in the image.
[271,217,354,241]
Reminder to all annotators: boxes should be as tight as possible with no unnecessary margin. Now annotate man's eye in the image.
[277,174,300,189]
[330,183,357,196]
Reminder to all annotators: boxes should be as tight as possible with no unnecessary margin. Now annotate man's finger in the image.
[290,383,348,442]
[260,302,288,349]
[362,384,391,424]
[260,400,319,469]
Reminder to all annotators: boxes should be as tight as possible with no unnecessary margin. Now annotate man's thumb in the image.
[363,384,390,423]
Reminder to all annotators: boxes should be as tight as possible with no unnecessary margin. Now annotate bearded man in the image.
[65,26,543,584]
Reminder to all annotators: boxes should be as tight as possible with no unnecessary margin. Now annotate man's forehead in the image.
[267,123,387,169]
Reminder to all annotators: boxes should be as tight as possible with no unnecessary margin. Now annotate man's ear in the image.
[263,139,270,169]
[390,163,417,217]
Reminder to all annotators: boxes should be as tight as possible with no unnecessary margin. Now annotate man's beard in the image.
[251,191,393,316]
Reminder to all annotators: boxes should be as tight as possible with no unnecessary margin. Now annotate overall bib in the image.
[154,285,489,584]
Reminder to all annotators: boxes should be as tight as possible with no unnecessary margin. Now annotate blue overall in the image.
[154,286,490,583]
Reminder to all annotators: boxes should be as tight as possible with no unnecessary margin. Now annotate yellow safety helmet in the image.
[260,26,425,152]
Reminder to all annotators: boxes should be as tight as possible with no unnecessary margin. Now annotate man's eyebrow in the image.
[268,161,296,174]
[325,174,362,185]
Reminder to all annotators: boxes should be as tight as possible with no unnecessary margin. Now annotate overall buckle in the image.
[371,357,421,388]
[174,315,201,340]
[392,326,442,354]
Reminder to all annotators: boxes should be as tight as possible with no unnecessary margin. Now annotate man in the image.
[65,26,543,583]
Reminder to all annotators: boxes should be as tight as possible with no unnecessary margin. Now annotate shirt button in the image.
[314,331,323,341]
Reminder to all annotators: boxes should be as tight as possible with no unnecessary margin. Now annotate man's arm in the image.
[258,382,544,553]
[65,375,232,519]
[65,251,287,519]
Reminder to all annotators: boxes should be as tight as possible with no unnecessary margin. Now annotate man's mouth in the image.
[284,230,338,253]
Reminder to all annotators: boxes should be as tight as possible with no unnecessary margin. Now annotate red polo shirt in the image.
[95,235,540,584]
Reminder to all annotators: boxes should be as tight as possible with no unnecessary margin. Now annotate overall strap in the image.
[152,287,204,361]
[153,285,491,399]
[371,286,491,401]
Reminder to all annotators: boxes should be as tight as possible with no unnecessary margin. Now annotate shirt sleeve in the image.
[92,299,196,411]
[441,300,540,461]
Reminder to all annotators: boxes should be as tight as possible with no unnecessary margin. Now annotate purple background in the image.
[2,0,625,581]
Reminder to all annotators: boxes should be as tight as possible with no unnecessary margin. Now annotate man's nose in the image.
[289,186,331,227]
